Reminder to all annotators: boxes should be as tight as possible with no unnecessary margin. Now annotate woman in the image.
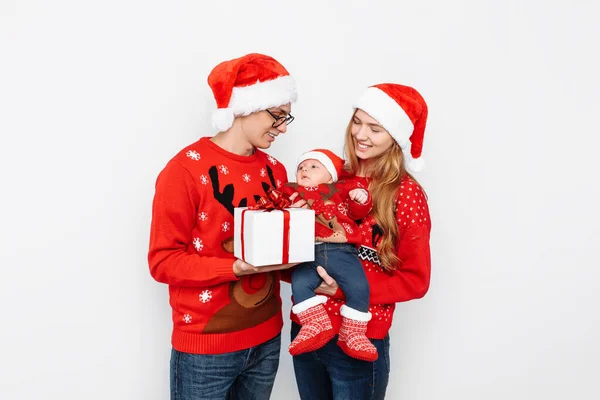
[290,83,432,399]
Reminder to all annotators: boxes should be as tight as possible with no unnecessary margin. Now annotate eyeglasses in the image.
[266,109,295,128]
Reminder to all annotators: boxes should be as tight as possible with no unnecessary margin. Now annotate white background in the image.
[1,1,599,399]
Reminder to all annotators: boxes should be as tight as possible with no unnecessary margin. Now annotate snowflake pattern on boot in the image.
[289,304,335,356]
[337,317,378,362]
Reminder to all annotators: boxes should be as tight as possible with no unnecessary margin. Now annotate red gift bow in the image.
[249,188,292,211]
[311,198,337,220]
[241,188,292,264]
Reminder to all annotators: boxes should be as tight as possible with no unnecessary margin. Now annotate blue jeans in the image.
[292,243,370,312]
[291,323,390,400]
[170,334,281,400]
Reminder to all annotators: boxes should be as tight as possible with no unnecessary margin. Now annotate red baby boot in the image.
[289,295,335,356]
[337,305,378,362]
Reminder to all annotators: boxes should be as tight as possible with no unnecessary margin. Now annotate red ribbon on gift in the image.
[241,188,292,264]
[311,198,337,220]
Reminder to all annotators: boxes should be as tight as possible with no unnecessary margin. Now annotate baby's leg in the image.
[326,247,370,313]
[326,246,377,362]
[291,261,323,305]
[289,248,335,356]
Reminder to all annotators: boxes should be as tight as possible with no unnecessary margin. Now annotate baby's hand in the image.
[349,188,369,204]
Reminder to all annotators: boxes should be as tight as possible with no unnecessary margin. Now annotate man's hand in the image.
[289,191,308,209]
[233,259,297,276]
[349,188,369,204]
[314,266,340,296]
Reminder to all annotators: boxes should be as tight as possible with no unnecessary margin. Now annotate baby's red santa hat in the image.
[207,53,297,132]
[354,83,428,172]
[297,149,345,182]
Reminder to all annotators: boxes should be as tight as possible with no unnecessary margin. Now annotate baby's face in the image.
[296,159,333,187]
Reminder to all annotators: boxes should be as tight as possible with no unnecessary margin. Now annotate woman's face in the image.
[350,109,395,161]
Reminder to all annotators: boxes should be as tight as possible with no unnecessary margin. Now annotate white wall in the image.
[1,1,599,399]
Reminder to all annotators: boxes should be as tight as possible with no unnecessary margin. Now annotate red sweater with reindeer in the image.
[289,174,432,338]
[283,182,372,244]
[148,137,289,354]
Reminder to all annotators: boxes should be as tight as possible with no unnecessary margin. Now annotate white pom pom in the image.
[406,154,425,173]
[212,108,234,132]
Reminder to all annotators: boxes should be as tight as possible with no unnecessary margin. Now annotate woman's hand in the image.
[314,266,340,296]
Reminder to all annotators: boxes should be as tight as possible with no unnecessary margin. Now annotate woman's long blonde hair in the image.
[344,114,420,271]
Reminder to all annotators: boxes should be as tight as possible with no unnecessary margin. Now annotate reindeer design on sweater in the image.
[202,164,281,333]
[310,200,348,243]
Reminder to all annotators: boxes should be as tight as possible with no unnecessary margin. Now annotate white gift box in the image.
[234,207,315,267]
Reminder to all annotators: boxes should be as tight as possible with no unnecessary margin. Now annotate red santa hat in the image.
[353,83,428,172]
[207,53,297,132]
[297,149,345,182]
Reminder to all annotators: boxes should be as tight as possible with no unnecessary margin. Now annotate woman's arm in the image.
[320,181,432,304]
[368,182,431,304]
[368,223,431,304]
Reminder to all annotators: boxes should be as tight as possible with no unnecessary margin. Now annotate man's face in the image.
[240,103,292,149]
[296,159,333,186]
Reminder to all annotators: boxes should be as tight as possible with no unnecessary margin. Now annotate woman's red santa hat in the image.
[354,84,428,172]
[297,149,345,182]
[208,53,297,132]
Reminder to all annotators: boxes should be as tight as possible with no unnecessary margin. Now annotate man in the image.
[148,53,301,399]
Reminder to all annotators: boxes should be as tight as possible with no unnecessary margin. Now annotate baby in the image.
[284,149,378,362]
